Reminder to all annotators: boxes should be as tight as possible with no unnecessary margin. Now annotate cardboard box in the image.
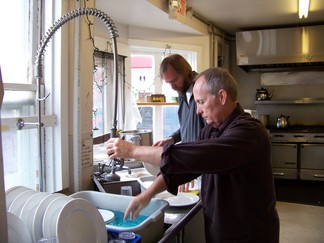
[151,94,166,102]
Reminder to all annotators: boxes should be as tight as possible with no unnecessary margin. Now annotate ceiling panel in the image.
[96,0,324,35]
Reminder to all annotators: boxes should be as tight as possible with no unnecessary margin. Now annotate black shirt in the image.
[160,103,279,243]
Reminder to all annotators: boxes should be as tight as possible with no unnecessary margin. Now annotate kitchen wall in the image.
[94,1,324,127]
[94,19,211,132]
[230,40,261,109]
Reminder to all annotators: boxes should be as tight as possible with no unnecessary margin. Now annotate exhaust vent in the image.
[236,25,324,72]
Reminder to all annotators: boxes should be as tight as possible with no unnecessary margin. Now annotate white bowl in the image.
[142,162,160,177]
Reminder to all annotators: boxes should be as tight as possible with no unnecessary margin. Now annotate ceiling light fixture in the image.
[299,0,310,19]
[169,0,181,11]
[168,0,181,19]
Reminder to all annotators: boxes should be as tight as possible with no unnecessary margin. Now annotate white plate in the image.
[19,192,50,241]
[42,196,74,238]
[98,208,115,223]
[5,186,33,210]
[7,212,32,243]
[32,193,66,242]
[44,198,107,243]
[156,192,199,207]
[8,190,38,216]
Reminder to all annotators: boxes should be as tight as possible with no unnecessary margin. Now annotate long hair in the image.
[160,54,193,80]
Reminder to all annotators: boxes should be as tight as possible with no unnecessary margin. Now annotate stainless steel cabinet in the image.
[300,144,324,181]
[271,143,298,179]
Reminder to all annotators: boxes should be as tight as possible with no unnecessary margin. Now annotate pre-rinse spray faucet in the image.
[33,8,120,190]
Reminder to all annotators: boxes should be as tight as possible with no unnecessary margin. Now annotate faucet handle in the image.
[36,92,50,101]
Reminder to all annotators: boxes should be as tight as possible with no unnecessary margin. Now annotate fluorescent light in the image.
[299,0,310,19]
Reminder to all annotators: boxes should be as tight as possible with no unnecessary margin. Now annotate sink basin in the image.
[138,175,156,191]
[94,177,142,196]
[71,190,168,243]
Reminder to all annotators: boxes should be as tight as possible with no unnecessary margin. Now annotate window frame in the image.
[129,44,199,142]
[1,0,68,192]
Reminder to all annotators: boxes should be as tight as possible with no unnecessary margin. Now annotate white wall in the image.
[94,19,211,132]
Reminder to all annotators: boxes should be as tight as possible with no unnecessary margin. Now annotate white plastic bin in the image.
[71,190,168,243]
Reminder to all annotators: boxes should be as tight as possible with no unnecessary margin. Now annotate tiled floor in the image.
[275,179,324,243]
[276,201,324,243]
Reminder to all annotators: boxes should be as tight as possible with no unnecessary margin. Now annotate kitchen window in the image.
[0,1,67,192]
[130,48,197,142]
[92,51,126,138]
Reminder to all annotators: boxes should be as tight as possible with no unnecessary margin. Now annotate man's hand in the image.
[106,137,134,159]
[152,137,174,147]
[178,180,195,192]
[124,192,151,220]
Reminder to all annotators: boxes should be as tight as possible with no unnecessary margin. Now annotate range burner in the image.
[269,125,324,133]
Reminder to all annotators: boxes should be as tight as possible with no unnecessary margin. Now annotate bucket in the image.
[119,130,153,162]
[119,130,153,146]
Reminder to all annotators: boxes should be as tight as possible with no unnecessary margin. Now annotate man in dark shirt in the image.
[107,67,280,243]
[153,54,205,146]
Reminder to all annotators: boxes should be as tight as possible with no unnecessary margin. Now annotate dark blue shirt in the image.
[170,87,205,143]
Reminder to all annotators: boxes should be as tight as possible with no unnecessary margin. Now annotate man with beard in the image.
[152,54,205,191]
[154,54,205,146]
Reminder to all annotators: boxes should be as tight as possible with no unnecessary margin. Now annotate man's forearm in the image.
[131,145,163,166]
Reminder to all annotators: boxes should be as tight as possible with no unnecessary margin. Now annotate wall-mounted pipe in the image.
[34,8,119,191]
[72,0,81,193]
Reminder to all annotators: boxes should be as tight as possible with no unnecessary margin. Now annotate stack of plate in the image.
[5,186,108,243]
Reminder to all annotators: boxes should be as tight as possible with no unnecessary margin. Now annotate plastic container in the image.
[71,191,168,243]
[108,229,141,243]
[138,175,156,192]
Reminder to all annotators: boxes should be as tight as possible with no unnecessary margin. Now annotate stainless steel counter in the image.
[159,200,202,243]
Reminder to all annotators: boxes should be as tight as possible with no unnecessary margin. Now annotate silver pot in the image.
[119,129,153,162]
[119,129,153,146]
[257,114,270,127]
[276,115,289,128]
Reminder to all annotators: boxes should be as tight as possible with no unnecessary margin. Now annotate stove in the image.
[269,126,324,181]
[269,126,324,143]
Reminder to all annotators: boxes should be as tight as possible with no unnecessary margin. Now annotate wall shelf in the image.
[137,102,178,106]
[255,98,324,105]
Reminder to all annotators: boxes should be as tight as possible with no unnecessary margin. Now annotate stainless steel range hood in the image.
[236,25,324,72]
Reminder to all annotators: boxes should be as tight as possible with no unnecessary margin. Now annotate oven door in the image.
[271,143,298,179]
[300,144,324,181]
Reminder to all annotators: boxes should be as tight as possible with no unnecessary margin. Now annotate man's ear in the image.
[218,89,227,105]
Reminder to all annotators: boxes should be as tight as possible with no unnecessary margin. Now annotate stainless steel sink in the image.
[93,177,142,196]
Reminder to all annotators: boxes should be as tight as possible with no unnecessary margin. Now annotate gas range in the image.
[269,126,324,143]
